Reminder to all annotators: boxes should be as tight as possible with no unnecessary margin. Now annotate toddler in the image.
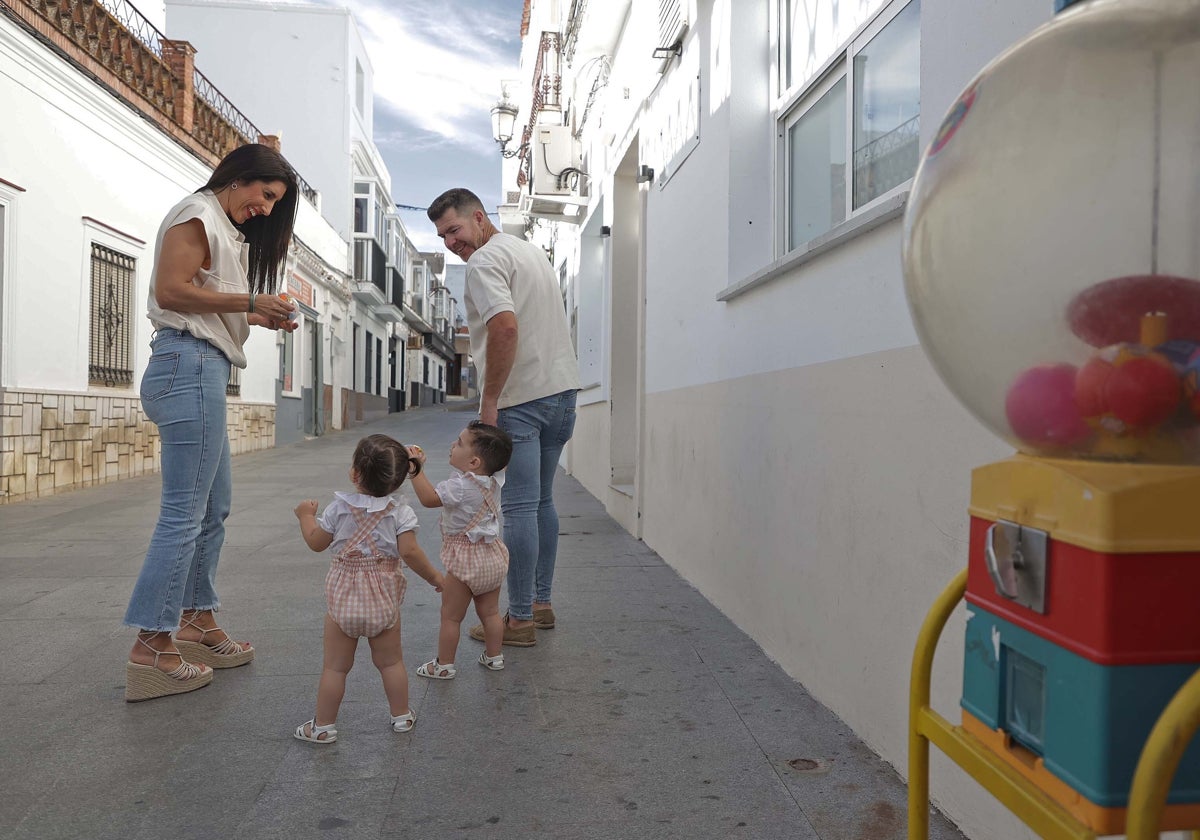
[408,421,513,679]
[292,434,443,743]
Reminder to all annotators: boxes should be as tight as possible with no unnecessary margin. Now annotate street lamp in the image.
[491,97,521,158]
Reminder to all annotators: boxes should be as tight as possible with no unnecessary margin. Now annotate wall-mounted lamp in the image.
[490,98,521,157]
[652,41,683,60]
[635,165,655,184]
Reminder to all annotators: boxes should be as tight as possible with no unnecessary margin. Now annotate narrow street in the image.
[0,403,963,840]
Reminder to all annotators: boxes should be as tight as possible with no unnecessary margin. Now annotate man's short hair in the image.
[427,188,485,223]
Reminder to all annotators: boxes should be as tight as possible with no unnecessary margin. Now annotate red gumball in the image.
[1005,363,1091,448]
[1074,343,1181,434]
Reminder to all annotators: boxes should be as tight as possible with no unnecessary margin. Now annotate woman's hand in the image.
[249,312,300,332]
[294,500,318,519]
[249,294,298,331]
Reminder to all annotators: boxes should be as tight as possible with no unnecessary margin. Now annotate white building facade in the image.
[165,0,457,424]
[503,1,1088,837]
[0,0,329,502]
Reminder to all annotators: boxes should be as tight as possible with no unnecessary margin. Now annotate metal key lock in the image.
[984,520,1048,614]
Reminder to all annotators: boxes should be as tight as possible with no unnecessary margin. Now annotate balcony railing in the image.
[390,268,404,309]
[96,0,163,57]
[354,239,387,295]
[193,68,260,145]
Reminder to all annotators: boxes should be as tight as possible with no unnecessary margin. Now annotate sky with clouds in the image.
[316,0,526,251]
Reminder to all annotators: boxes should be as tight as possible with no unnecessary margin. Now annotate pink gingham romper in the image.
[440,478,508,596]
[325,503,408,638]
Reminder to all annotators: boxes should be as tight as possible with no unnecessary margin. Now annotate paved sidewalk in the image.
[0,403,964,840]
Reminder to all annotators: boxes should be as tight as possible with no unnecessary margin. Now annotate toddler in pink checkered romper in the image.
[291,434,443,744]
[407,421,513,679]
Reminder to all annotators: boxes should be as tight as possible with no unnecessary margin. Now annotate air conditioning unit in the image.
[530,125,583,197]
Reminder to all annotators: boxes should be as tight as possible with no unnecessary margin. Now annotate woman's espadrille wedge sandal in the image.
[125,634,213,702]
[174,613,255,669]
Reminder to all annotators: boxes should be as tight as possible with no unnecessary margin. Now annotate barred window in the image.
[227,365,241,397]
[89,243,134,387]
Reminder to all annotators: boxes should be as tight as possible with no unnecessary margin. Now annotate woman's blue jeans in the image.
[496,390,578,621]
[124,329,232,631]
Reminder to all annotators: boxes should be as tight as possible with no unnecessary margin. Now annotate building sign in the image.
[288,273,315,308]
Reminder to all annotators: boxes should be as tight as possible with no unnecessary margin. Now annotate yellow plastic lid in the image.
[969,455,1200,553]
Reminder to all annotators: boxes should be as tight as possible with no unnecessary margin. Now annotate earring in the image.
[231,183,238,190]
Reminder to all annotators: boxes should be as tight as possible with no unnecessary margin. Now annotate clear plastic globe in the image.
[903,0,1200,464]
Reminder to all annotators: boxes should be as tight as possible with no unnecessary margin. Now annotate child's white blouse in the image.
[435,470,504,542]
[317,492,419,557]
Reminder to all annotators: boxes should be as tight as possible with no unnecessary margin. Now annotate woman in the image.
[124,144,301,702]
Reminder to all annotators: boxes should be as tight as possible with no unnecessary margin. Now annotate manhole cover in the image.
[787,757,831,775]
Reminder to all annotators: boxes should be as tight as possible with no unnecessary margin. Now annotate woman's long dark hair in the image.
[199,143,299,294]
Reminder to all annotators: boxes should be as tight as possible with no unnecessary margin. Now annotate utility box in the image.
[530,124,581,197]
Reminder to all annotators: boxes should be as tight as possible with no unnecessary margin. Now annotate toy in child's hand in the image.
[407,444,423,458]
[279,292,298,319]
[1005,363,1091,448]
[1075,343,1181,434]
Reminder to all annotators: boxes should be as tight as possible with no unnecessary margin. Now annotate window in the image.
[88,243,135,387]
[355,59,365,115]
[354,182,370,235]
[779,0,919,252]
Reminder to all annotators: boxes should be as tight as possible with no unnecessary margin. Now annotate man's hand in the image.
[479,403,499,426]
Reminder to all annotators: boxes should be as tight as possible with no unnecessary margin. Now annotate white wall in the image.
[0,16,250,394]
[553,1,1104,838]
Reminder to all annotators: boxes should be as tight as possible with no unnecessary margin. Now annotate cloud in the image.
[332,0,521,154]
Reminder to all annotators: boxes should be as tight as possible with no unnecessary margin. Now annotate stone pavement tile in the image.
[232,777,398,840]
[0,618,119,684]
[388,726,819,840]
[7,575,134,620]
[0,544,147,578]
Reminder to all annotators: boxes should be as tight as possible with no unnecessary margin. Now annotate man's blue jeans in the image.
[496,390,578,621]
[124,329,232,631]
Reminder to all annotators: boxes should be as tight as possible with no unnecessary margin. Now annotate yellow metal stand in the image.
[908,569,1200,840]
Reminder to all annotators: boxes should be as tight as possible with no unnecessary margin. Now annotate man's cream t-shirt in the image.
[464,232,580,409]
[146,190,252,368]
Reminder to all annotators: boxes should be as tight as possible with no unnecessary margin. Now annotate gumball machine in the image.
[904,2,1200,838]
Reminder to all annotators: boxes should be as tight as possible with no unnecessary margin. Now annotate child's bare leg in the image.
[367,623,410,717]
[315,614,358,726]
[437,573,473,666]
[474,587,503,658]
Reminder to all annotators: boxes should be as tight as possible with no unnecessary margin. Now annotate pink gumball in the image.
[1006,363,1091,448]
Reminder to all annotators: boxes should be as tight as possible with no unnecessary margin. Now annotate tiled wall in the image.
[0,390,274,503]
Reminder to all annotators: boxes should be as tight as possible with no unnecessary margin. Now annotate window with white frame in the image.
[354,182,370,235]
[778,0,920,253]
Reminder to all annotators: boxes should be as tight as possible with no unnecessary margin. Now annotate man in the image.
[428,188,580,646]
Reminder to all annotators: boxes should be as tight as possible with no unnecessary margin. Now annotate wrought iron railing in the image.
[853,114,920,207]
[296,173,317,207]
[88,243,134,387]
[193,68,261,144]
[95,0,164,58]
[516,31,562,188]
